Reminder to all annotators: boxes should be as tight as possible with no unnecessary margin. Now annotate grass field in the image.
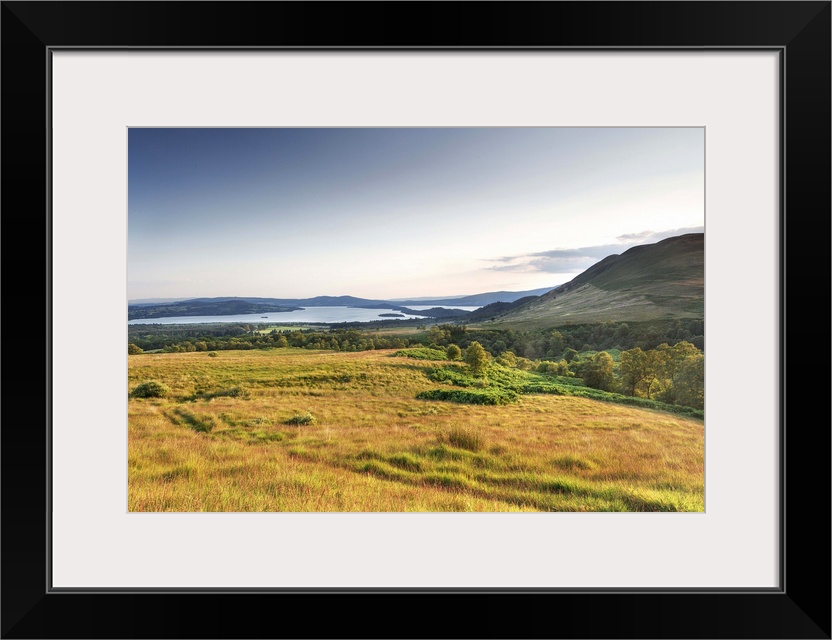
[128,348,704,512]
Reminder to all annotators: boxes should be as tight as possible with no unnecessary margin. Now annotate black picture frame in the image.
[2,2,829,638]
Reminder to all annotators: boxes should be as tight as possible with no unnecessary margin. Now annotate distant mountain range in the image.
[127,288,554,321]
[391,286,557,307]
[482,233,704,327]
[128,233,704,326]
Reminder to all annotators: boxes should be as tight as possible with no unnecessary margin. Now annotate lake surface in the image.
[127,305,482,325]
[404,305,481,312]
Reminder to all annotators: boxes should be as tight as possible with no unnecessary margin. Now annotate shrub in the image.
[428,366,478,387]
[207,351,218,357]
[446,344,462,360]
[130,380,171,398]
[128,343,143,355]
[515,357,536,371]
[285,411,317,426]
[495,351,517,368]
[416,388,517,405]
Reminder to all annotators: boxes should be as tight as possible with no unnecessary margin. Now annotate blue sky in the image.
[128,127,704,300]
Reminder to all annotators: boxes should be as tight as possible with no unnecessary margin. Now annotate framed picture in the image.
[3,2,829,638]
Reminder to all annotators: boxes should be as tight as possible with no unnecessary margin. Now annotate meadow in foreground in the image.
[128,348,704,512]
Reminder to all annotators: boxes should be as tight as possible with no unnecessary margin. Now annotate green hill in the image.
[483,233,704,328]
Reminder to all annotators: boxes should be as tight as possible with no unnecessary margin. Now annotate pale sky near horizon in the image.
[128,127,704,301]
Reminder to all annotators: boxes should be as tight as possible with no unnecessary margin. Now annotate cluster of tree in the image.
[422,319,703,360]
[131,317,702,359]
[614,342,704,409]
[275,328,413,351]
[496,342,704,410]
[128,323,255,351]
[129,327,420,354]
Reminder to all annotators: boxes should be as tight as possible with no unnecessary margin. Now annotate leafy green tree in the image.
[428,326,450,346]
[641,347,670,399]
[464,341,492,377]
[661,343,704,408]
[446,344,462,360]
[563,348,579,363]
[673,352,704,409]
[641,325,663,350]
[618,347,650,396]
[653,341,701,403]
[670,340,701,365]
[128,343,143,355]
[583,351,615,391]
[547,330,565,357]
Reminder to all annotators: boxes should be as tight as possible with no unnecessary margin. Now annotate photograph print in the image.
[128,127,705,512]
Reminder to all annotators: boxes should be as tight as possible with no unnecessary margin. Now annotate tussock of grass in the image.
[285,412,317,426]
[551,454,597,471]
[426,444,470,462]
[443,427,484,452]
[386,453,424,472]
[190,386,250,401]
[424,471,475,490]
[249,430,286,443]
[356,460,413,483]
[155,464,196,482]
[355,449,384,461]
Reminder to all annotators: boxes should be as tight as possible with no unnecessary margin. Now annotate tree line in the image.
[128,326,415,353]
[129,318,702,358]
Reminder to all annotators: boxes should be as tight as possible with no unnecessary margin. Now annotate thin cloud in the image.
[617,226,703,244]
[616,231,655,242]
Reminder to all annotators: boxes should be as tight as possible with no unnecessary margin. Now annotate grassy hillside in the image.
[129,349,704,512]
[483,233,704,328]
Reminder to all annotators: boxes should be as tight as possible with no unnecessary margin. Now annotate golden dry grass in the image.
[128,348,704,512]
